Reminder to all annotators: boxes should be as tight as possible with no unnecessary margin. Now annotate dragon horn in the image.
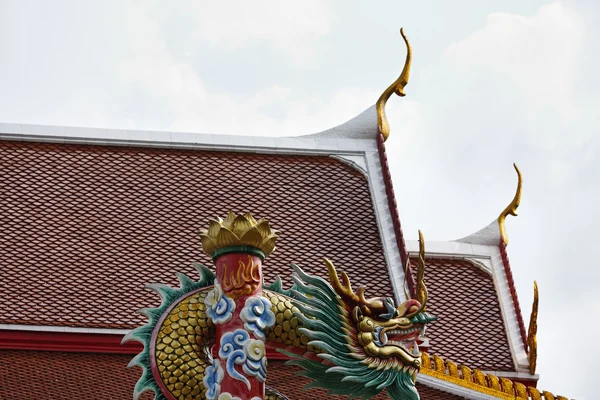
[324,258,386,316]
[406,230,428,319]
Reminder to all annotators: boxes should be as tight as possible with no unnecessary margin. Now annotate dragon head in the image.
[285,233,435,400]
[352,299,427,373]
[326,258,435,381]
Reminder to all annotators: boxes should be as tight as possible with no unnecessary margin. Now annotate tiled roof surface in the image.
[0,350,153,400]
[268,359,465,400]
[413,257,515,371]
[0,350,465,399]
[0,140,393,329]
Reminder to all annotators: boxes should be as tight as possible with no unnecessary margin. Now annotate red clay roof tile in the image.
[412,257,515,371]
[0,140,393,329]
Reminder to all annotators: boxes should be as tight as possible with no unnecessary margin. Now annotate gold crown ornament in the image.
[199,211,278,260]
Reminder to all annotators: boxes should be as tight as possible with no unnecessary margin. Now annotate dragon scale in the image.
[149,284,312,399]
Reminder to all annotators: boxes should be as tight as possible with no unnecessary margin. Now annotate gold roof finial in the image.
[199,211,278,259]
[376,27,412,142]
[498,163,522,245]
[527,281,539,375]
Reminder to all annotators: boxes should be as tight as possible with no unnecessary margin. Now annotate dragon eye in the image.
[376,297,399,320]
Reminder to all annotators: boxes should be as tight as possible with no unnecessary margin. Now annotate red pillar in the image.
[200,212,277,400]
[214,252,266,399]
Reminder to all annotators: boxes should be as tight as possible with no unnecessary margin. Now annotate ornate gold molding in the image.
[376,28,412,142]
[199,211,278,258]
[420,352,567,400]
[527,281,539,374]
[498,163,522,245]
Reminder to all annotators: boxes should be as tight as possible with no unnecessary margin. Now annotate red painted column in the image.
[214,252,266,399]
[200,212,278,400]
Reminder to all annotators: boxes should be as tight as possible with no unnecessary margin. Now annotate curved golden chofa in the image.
[415,230,426,308]
[498,163,522,245]
[376,27,412,142]
[527,281,539,375]
[199,211,278,257]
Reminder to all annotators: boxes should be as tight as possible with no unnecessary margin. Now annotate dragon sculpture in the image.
[124,212,435,400]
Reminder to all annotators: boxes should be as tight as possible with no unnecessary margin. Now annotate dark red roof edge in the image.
[376,133,416,296]
[0,329,289,359]
[0,330,140,354]
[499,242,528,348]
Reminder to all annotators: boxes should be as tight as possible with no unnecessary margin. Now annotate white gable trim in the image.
[364,149,407,304]
[0,323,128,335]
[488,245,529,370]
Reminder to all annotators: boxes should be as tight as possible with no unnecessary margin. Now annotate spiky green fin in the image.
[265,274,298,297]
[123,262,216,400]
[279,264,419,400]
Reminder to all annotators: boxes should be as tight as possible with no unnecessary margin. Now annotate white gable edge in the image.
[0,323,128,335]
[0,105,379,155]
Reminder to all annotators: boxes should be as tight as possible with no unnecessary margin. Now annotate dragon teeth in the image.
[388,327,419,336]
[412,343,419,355]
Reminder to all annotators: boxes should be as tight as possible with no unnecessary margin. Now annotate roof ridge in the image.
[0,105,379,145]
[420,352,567,400]
[454,219,501,246]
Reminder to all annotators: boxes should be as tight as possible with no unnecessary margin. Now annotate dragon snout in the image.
[398,299,421,317]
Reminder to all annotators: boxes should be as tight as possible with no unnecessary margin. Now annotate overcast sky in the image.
[0,1,597,398]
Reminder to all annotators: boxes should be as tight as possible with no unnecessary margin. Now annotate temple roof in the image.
[0,115,537,398]
[405,236,530,376]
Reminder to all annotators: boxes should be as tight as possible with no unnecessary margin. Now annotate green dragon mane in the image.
[280,264,420,400]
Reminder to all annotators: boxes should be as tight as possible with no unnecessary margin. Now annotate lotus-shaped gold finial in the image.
[199,211,278,259]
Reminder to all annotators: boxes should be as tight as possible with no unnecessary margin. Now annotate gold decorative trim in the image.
[199,211,278,258]
[527,281,539,374]
[420,352,568,399]
[376,27,412,142]
[498,163,522,245]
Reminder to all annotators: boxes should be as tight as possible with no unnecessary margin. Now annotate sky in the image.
[0,0,597,398]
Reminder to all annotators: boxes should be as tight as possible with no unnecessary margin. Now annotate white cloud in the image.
[444,2,586,149]
[111,0,343,135]
[184,1,333,66]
